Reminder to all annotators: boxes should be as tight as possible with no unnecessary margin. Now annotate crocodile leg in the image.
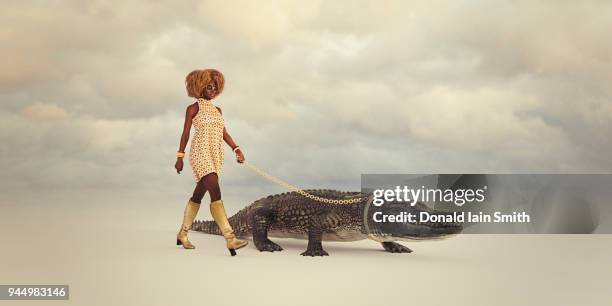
[301,227,328,256]
[381,242,413,253]
[251,207,283,252]
[367,235,413,253]
[301,213,331,256]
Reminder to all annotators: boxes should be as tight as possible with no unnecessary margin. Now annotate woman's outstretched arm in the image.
[217,107,245,163]
[223,127,245,163]
[175,104,197,173]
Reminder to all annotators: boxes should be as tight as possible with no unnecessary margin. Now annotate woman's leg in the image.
[202,172,248,255]
[191,176,209,204]
[177,178,208,249]
[198,172,221,202]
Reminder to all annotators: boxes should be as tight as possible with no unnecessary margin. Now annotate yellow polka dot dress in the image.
[189,98,225,182]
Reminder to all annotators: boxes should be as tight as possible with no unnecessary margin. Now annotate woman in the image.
[174,68,248,256]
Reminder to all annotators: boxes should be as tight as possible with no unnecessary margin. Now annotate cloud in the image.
[197,0,321,50]
[21,102,69,121]
[1,0,611,201]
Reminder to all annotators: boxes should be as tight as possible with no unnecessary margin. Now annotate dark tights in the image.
[190,172,221,204]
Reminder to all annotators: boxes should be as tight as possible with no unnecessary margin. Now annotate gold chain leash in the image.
[241,160,364,205]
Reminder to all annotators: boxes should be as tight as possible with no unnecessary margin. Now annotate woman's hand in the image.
[175,158,184,173]
[235,149,245,163]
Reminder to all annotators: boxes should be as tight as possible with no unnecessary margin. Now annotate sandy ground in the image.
[1,191,611,306]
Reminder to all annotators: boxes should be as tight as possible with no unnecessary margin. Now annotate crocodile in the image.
[192,189,462,256]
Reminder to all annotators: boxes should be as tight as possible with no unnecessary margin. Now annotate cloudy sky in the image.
[1,1,611,205]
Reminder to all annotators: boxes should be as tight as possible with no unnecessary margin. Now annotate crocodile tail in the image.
[191,220,222,236]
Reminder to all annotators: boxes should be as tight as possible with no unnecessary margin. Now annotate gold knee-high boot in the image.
[176,199,200,249]
[210,200,248,256]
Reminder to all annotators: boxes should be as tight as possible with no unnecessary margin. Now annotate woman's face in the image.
[203,82,218,100]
